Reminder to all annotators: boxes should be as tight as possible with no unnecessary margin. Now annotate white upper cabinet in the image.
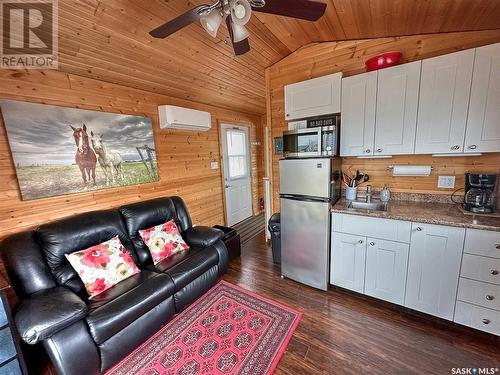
[405,223,465,320]
[374,61,421,155]
[415,49,475,154]
[340,71,377,156]
[465,42,500,153]
[284,73,342,121]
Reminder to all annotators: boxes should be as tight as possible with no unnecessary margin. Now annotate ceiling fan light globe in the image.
[231,23,249,42]
[231,0,252,25]
[200,10,223,38]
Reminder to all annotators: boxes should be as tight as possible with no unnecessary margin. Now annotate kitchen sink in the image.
[348,201,389,212]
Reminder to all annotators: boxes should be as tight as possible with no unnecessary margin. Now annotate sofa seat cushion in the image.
[85,270,174,344]
[158,246,219,292]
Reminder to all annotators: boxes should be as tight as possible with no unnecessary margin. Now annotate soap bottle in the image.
[380,185,391,203]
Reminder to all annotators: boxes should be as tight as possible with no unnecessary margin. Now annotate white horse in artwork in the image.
[90,131,124,185]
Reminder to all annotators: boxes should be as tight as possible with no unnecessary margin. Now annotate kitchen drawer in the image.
[332,213,411,243]
[0,327,16,365]
[454,301,500,335]
[1,358,22,375]
[461,253,500,286]
[464,229,500,259]
[457,278,500,311]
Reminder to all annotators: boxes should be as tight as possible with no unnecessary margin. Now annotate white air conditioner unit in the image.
[158,105,212,132]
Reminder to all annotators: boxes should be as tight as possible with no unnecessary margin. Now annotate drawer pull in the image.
[482,319,491,325]
[491,270,499,276]
[486,295,495,301]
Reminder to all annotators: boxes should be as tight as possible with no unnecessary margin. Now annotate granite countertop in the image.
[332,198,500,232]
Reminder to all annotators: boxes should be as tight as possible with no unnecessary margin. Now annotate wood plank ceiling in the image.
[57,0,500,115]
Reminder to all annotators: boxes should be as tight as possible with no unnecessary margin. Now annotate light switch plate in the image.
[438,176,456,189]
[210,161,219,170]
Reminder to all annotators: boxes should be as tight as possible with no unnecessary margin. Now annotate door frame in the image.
[219,122,255,226]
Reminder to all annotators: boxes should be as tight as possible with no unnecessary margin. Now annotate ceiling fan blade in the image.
[252,0,326,21]
[226,16,250,56]
[150,5,209,38]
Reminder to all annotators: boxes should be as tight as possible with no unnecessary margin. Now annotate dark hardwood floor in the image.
[225,234,500,375]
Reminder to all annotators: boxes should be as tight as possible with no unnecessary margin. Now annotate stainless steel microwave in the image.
[283,125,338,158]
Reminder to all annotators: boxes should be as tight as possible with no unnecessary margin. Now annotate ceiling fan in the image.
[149,0,327,56]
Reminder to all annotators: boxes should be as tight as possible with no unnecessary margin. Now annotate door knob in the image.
[486,295,495,301]
[286,113,290,117]
[370,242,375,246]
[496,244,500,250]
[416,227,423,231]
[491,270,499,276]
[358,240,364,244]
[451,145,461,150]
[468,145,477,150]
[376,148,383,153]
[482,319,491,325]
[365,149,371,153]
[225,184,232,188]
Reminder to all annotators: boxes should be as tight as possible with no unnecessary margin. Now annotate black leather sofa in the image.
[0,196,228,375]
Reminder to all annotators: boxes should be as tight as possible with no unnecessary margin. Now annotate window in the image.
[226,129,248,179]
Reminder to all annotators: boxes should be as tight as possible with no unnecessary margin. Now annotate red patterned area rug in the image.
[106,280,302,375]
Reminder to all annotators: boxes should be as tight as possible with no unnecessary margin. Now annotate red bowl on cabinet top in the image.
[365,51,402,71]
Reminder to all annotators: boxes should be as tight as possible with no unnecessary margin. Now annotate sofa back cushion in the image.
[0,231,56,297]
[37,209,136,296]
[119,197,192,266]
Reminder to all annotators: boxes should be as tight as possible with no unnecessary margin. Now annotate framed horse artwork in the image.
[0,99,159,201]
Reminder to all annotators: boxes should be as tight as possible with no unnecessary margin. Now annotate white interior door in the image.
[221,124,253,226]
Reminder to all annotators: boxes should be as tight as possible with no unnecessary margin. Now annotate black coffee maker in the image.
[463,173,497,214]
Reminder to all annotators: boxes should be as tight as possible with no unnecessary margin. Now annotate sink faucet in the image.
[366,185,373,203]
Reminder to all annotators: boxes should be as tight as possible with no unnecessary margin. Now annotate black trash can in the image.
[268,213,281,264]
[213,225,241,261]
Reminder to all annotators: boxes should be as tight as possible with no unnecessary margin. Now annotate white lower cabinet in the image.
[454,301,500,336]
[330,233,366,293]
[405,223,465,320]
[364,238,409,305]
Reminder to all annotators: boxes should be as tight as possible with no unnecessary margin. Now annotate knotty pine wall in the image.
[0,69,264,239]
[266,30,500,212]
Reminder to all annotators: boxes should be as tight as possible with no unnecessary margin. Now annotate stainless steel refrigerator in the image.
[279,158,341,290]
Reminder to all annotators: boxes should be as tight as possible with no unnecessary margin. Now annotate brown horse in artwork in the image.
[70,124,97,186]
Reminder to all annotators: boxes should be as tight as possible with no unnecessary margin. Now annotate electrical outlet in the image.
[210,161,219,170]
[438,176,456,189]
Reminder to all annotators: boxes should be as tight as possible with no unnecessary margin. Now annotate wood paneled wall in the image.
[266,30,500,212]
[0,70,264,239]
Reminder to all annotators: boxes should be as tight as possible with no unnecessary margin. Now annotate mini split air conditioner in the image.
[158,105,212,131]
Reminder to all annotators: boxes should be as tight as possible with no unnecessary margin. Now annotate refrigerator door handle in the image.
[280,194,330,203]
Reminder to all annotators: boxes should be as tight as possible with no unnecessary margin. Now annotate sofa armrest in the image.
[14,286,88,345]
[184,226,224,248]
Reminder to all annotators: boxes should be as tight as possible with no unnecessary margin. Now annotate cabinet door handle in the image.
[416,227,423,231]
[486,295,495,301]
[468,145,477,150]
[496,244,500,250]
[451,145,461,150]
[482,319,491,325]
[358,240,364,244]
[376,148,382,153]
[491,270,499,276]
[365,149,371,154]
[369,242,375,246]
[286,113,290,117]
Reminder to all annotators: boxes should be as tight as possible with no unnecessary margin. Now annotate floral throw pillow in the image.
[139,220,189,264]
[65,236,140,298]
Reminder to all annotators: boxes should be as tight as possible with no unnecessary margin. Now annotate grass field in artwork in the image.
[16,161,158,200]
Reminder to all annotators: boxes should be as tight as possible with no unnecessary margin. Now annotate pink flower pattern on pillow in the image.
[139,220,189,264]
[65,236,140,298]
